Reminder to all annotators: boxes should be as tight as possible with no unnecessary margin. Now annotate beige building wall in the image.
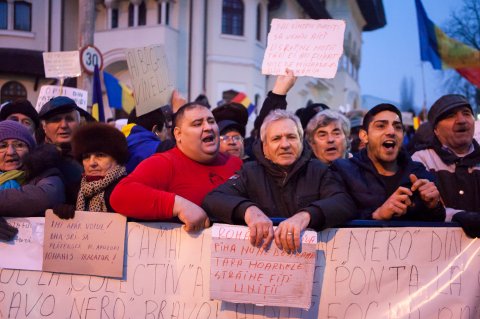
[0,0,379,121]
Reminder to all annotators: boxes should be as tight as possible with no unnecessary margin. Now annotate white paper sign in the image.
[35,85,88,112]
[210,224,317,309]
[125,45,174,116]
[262,19,345,78]
[0,218,44,271]
[42,51,81,78]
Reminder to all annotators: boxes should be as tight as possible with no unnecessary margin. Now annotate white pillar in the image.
[190,0,206,98]
[7,0,14,30]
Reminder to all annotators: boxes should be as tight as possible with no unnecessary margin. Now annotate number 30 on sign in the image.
[80,45,103,74]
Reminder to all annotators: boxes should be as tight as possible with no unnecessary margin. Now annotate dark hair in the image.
[362,103,403,131]
[127,107,165,132]
[172,101,210,128]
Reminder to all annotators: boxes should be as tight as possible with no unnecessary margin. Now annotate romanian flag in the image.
[91,64,105,122]
[415,0,480,87]
[231,92,255,116]
[103,71,135,114]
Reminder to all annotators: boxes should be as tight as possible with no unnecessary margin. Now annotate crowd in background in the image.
[0,69,479,252]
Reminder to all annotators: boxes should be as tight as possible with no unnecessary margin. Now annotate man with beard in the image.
[412,95,480,237]
[332,103,445,221]
[110,102,242,232]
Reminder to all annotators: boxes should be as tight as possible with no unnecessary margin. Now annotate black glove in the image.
[452,211,480,238]
[0,217,18,241]
[52,204,76,220]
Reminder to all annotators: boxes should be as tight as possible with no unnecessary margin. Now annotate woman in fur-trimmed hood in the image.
[53,122,129,218]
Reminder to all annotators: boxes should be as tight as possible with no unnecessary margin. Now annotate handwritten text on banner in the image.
[0,223,479,318]
[42,210,127,278]
[125,44,174,116]
[210,223,317,309]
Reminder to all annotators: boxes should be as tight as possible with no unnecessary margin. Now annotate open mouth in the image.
[325,147,337,153]
[454,127,469,133]
[202,135,215,143]
[382,140,396,149]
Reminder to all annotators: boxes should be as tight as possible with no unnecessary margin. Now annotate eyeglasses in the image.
[0,141,28,153]
[220,135,243,143]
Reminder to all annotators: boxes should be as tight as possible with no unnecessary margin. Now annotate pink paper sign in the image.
[210,223,317,309]
[262,19,345,78]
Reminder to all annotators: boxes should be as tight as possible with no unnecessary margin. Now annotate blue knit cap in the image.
[0,120,36,150]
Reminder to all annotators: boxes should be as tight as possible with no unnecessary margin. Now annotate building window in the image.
[256,4,261,41]
[14,1,31,31]
[128,3,134,27]
[222,0,244,36]
[0,1,7,30]
[1,81,27,104]
[138,1,146,26]
[158,2,170,25]
[111,8,118,29]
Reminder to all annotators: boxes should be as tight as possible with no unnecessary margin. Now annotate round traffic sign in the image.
[80,45,103,74]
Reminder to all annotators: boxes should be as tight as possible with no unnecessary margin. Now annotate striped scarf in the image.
[76,165,126,212]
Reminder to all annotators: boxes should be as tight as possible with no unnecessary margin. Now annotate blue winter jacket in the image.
[125,125,160,173]
[331,148,445,221]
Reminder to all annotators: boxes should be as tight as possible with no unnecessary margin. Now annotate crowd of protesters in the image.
[0,69,478,250]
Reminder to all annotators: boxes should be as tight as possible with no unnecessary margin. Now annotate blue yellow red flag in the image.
[231,92,255,116]
[415,0,480,87]
[92,64,105,122]
[103,71,135,114]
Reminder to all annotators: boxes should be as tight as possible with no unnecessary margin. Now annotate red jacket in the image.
[110,147,242,219]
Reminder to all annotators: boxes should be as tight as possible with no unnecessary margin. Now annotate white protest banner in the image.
[0,218,44,271]
[262,19,345,78]
[35,85,88,112]
[42,210,127,278]
[210,223,316,309]
[1,223,479,318]
[125,44,174,116]
[474,120,480,143]
[42,51,81,79]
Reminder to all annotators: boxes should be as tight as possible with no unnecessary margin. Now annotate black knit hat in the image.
[71,122,129,165]
[0,99,39,128]
[428,94,472,127]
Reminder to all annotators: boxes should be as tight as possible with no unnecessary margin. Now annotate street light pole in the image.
[77,0,96,104]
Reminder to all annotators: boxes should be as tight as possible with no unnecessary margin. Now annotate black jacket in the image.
[412,138,480,213]
[332,148,445,221]
[202,142,357,230]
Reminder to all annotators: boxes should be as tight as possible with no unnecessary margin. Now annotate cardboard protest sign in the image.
[35,85,88,112]
[0,218,44,271]
[42,51,81,78]
[42,210,126,278]
[262,19,345,78]
[125,44,174,116]
[210,223,317,309]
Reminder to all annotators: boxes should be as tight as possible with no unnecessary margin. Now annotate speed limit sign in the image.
[80,45,103,74]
